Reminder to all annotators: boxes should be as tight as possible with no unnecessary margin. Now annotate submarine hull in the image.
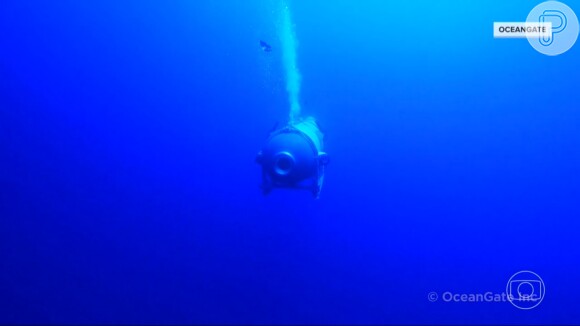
[256,117,328,198]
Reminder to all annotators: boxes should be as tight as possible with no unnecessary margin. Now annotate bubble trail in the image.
[279,2,301,123]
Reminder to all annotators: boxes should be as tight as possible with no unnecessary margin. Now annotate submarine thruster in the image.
[256,117,329,198]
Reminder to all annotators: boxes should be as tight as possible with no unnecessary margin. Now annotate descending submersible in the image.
[257,4,328,197]
[256,117,329,198]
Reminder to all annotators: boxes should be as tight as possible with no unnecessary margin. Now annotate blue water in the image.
[1,0,579,324]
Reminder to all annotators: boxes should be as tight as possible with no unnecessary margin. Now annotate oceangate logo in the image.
[494,22,553,39]
[494,1,579,56]
[427,270,546,310]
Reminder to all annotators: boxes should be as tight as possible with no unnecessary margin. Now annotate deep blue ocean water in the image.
[1,0,579,324]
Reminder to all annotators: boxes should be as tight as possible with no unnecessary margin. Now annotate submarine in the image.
[256,117,329,198]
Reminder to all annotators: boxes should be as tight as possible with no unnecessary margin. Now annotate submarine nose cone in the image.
[256,117,328,197]
[261,131,318,183]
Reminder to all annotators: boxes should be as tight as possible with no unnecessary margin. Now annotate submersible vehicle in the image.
[256,117,329,198]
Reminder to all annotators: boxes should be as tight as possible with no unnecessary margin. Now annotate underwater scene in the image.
[1,0,579,324]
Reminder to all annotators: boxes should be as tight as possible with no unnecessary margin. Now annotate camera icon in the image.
[506,271,546,310]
